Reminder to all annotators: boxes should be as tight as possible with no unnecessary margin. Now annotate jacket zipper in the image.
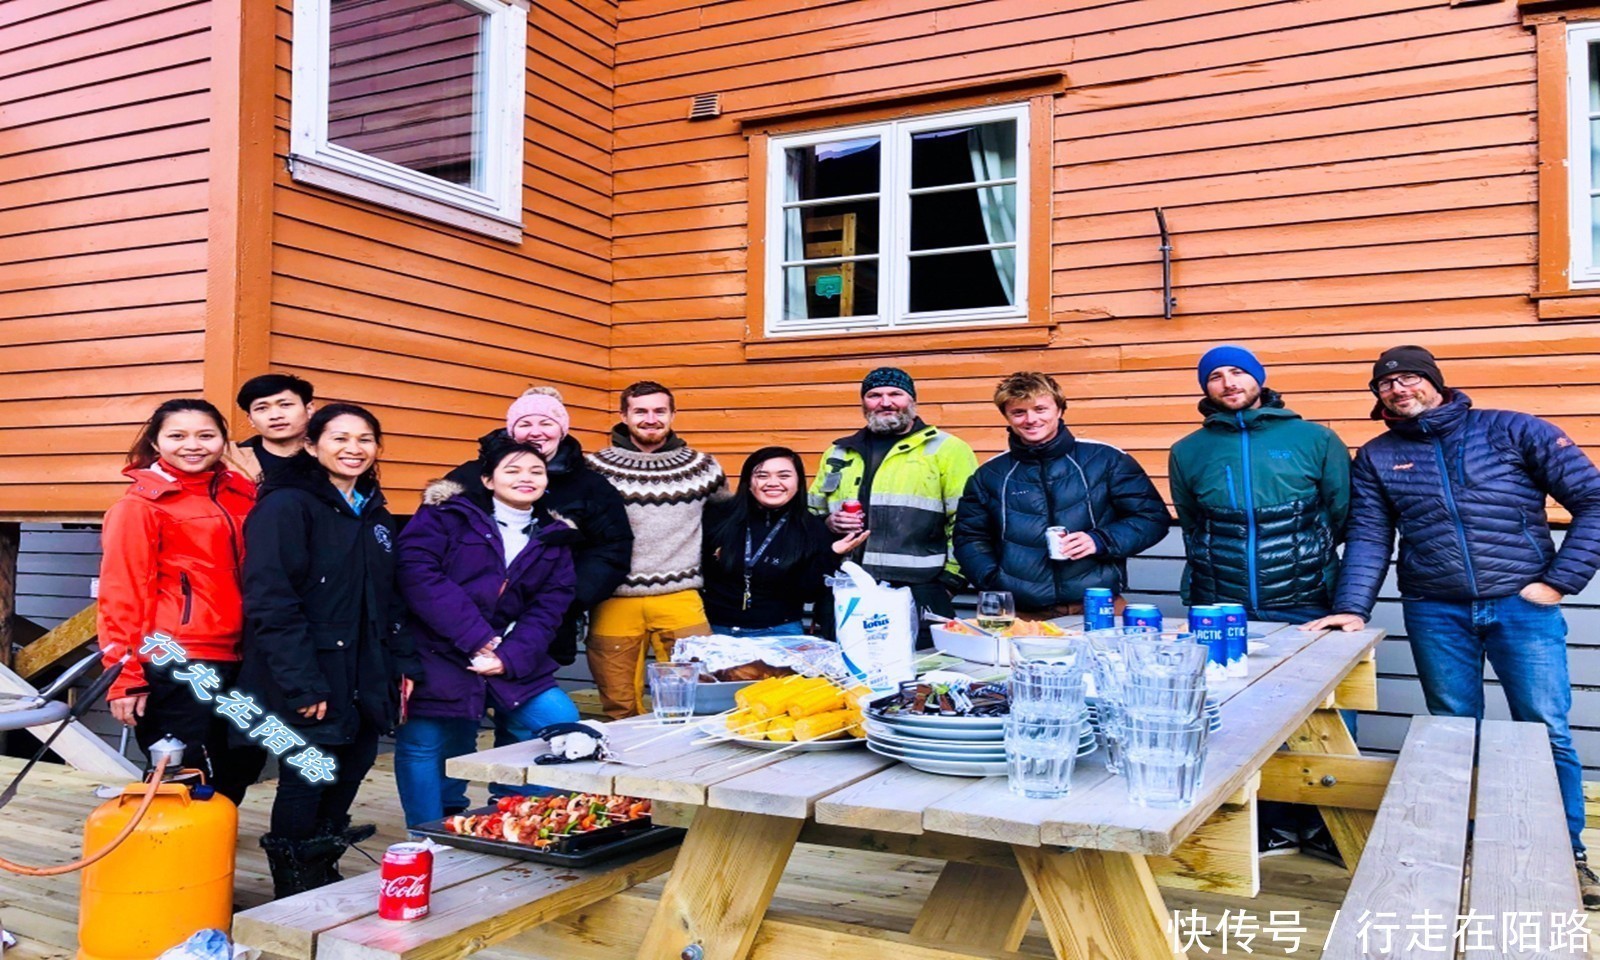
[179,572,193,625]
[1426,425,1478,596]
[1237,414,1260,610]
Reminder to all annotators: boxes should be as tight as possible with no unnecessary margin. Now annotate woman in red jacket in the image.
[98,398,265,803]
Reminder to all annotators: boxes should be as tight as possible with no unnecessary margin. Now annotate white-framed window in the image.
[763,103,1030,336]
[290,0,527,238]
[1569,23,1600,287]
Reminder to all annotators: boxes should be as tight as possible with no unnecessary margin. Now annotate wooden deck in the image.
[0,752,1590,959]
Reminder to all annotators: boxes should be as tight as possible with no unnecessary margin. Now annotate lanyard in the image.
[742,516,788,611]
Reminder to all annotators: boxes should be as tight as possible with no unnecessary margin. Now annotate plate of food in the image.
[867,678,1009,727]
[412,793,683,867]
[698,674,868,750]
[932,618,1075,665]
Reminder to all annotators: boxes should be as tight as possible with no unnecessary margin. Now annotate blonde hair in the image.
[992,371,1066,413]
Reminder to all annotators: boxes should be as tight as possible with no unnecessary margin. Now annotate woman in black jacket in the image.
[702,447,868,635]
[442,387,632,665]
[240,403,418,898]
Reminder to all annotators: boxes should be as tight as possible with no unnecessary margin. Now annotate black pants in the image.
[136,660,266,806]
[270,722,380,841]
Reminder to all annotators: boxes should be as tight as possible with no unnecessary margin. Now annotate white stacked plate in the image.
[863,711,1096,778]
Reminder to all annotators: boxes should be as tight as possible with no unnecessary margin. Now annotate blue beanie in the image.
[1197,345,1266,391]
[861,366,916,398]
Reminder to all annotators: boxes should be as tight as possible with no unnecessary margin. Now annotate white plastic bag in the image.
[830,561,915,695]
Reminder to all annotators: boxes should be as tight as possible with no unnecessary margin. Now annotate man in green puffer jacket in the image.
[1168,344,1352,861]
[1168,345,1351,622]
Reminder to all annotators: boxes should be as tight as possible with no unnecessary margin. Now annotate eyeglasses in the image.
[1374,373,1424,394]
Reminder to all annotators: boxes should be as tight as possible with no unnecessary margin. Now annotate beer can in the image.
[1046,526,1069,560]
[1218,603,1248,679]
[1083,587,1116,631]
[1122,603,1162,631]
[840,499,863,515]
[1187,605,1227,681]
[378,841,433,921]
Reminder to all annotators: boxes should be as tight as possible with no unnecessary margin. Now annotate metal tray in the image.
[412,805,684,867]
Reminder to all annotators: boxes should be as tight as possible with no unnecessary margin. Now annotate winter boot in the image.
[311,815,377,885]
[259,833,346,899]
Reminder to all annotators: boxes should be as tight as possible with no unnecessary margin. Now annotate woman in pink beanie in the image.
[438,388,632,675]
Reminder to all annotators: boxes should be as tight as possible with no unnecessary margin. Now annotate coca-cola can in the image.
[378,841,433,921]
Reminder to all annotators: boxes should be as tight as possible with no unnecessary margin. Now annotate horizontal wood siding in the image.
[606,0,1575,496]
[268,0,618,510]
[0,0,213,516]
[1120,528,1600,780]
[14,523,98,629]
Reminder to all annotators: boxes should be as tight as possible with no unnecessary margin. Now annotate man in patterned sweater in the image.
[585,381,727,718]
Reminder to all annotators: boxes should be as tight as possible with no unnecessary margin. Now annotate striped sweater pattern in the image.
[585,443,725,596]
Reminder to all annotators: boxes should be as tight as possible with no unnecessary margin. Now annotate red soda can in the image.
[840,499,863,514]
[378,842,432,921]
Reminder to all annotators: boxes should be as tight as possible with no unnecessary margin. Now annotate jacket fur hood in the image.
[422,478,465,506]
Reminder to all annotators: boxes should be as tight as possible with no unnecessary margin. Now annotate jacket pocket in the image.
[1521,517,1553,564]
[179,573,193,626]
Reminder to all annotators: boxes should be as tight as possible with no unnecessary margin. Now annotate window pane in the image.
[783,199,880,260]
[908,249,1016,313]
[911,121,1017,188]
[1592,197,1600,268]
[784,137,881,201]
[910,185,1017,251]
[327,0,484,187]
[1591,43,1600,113]
[782,260,879,321]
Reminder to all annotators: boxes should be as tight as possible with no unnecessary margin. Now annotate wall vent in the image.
[688,92,722,120]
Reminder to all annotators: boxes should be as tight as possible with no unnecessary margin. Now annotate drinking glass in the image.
[1122,678,1209,718]
[646,661,699,724]
[1121,715,1210,808]
[1122,633,1208,682]
[1005,637,1088,799]
[977,591,1016,664]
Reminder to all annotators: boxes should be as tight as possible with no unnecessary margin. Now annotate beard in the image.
[866,406,915,435]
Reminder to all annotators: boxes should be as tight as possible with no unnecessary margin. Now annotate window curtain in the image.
[967,125,1016,302]
[785,150,808,320]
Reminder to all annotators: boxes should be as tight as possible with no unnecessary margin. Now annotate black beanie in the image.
[1369,345,1446,395]
[861,366,916,398]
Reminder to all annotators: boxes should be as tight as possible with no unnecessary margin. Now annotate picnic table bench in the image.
[232,840,677,960]
[1324,715,1584,960]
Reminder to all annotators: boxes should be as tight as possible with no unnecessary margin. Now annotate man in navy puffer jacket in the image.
[954,371,1170,616]
[1309,345,1600,907]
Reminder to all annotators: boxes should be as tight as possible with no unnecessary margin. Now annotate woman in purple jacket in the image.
[393,436,579,827]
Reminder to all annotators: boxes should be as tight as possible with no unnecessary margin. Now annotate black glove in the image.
[549,612,581,667]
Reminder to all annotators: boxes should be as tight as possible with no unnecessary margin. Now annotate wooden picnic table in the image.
[449,620,1385,960]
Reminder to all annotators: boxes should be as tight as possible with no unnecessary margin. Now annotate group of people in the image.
[95,343,1600,907]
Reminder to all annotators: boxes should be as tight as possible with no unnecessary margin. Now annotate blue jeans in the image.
[1403,594,1584,853]
[708,621,806,637]
[393,686,579,828]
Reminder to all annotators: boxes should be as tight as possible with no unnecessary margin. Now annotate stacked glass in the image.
[1118,634,1211,808]
[1004,637,1090,799]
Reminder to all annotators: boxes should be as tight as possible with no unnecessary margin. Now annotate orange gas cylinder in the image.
[77,777,237,960]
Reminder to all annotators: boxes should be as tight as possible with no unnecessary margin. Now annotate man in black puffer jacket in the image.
[954,372,1170,616]
[1309,345,1600,907]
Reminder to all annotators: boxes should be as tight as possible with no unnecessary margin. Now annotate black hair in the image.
[127,399,230,469]
[236,374,314,412]
[478,435,547,477]
[619,380,675,413]
[306,403,383,483]
[704,446,830,576]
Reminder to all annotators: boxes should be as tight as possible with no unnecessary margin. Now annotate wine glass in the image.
[976,591,1016,665]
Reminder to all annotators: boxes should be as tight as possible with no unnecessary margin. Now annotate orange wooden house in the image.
[8,0,1600,758]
